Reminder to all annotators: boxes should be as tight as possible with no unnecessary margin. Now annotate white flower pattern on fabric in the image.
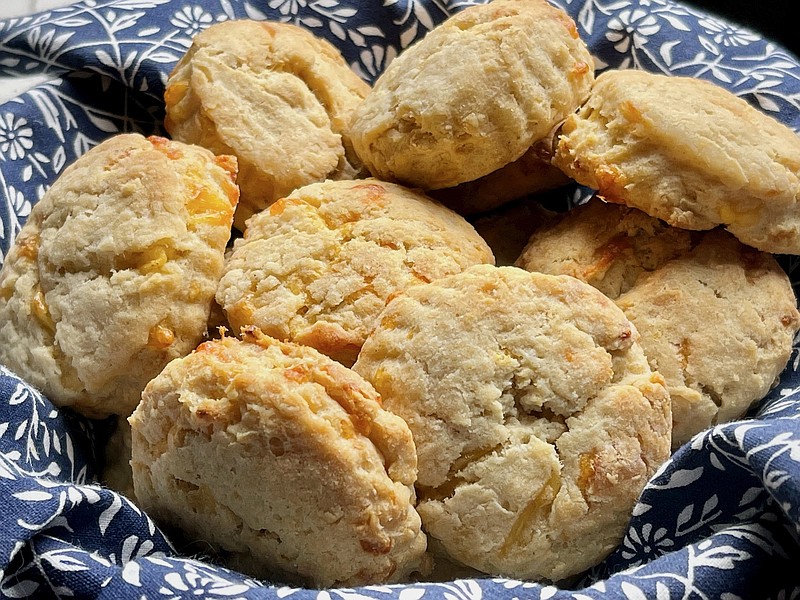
[605,8,661,55]
[267,0,307,17]
[698,16,760,48]
[154,562,257,599]
[620,523,675,564]
[352,44,399,81]
[6,187,30,221]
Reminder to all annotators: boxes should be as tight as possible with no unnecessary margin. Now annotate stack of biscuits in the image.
[1,0,798,588]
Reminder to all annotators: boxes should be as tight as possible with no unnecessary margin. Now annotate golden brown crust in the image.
[0,134,238,417]
[353,265,671,581]
[429,148,571,216]
[165,19,370,229]
[216,178,494,366]
[130,329,429,587]
[517,200,800,446]
[349,0,594,190]
[553,69,800,254]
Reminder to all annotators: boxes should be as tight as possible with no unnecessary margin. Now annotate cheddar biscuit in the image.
[517,199,694,298]
[130,329,429,587]
[216,179,494,366]
[353,265,671,581]
[518,200,800,446]
[552,69,800,254]
[349,0,594,190]
[165,19,370,229]
[0,134,238,417]
[615,232,799,446]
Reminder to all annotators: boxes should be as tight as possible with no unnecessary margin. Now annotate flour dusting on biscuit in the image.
[354,265,671,581]
[130,329,429,587]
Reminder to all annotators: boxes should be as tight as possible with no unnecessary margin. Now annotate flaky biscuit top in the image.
[0,133,238,417]
[216,178,494,366]
[518,199,800,447]
[517,199,695,298]
[165,19,370,229]
[554,69,800,253]
[354,265,671,582]
[349,0,594,190]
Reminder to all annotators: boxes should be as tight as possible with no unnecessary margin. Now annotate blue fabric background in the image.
[1,1,799,597]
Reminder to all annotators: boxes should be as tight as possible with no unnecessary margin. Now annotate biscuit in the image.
[353,265,671,581]
[552,69,800,254]
[216,179,494,366]
[517,200,800,446]
[429,148,571,216]
[517,199,694,298]
[129,328,429,587]
[0,134,238,417]
[349,0,594,190]
[165,19,370,229]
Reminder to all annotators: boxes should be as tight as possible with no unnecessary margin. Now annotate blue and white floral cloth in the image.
[1,1,800,598]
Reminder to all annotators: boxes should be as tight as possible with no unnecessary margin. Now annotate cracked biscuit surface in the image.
[129,329,428,588]
[165,19,370,229]
[518,200,800,447]
[349,0,594,190]
[353,265,671,581]
[0,134,238,417]
[216,178,494,366]
[552,69,800,254]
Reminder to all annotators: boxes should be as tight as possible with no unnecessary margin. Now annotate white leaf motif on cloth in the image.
[122,561,141,586]
[692,542,751,569]
[440,580,483,600]
[0,579,39,598]
[397,588,426,600]
[41,550,91,572]
[653,467,704,489]
[621,582,648,600]
[12,490,52,501]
